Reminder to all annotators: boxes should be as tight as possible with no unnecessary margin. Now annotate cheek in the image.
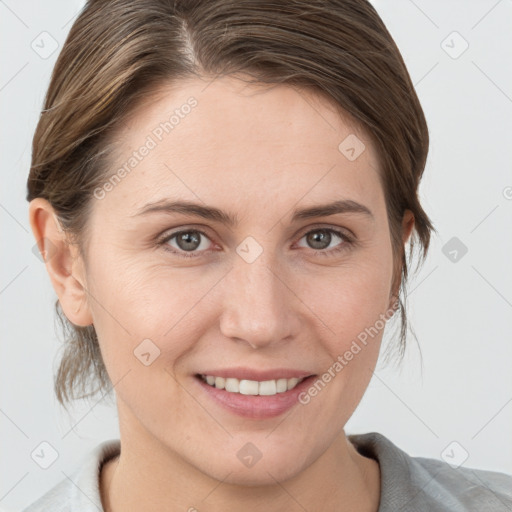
[305,252,394,351]
[85,251,221,379]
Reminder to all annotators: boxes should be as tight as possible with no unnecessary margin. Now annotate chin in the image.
[208,456,306,487]
[190,438,314,487]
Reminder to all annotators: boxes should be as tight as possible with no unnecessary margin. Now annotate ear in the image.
[389,209,415,307]
[401,209,415,246]
[29,198,93,327]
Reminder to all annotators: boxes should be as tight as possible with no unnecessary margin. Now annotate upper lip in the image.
[196,367,315,381]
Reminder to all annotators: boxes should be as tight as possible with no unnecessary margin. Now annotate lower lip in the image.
[194,375,316,419]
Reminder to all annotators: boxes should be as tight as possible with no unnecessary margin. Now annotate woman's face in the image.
[72,75,409,484]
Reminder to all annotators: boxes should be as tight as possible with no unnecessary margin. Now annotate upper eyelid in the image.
[298,223,354,239]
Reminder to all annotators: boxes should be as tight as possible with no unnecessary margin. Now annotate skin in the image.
[30,75,414,512]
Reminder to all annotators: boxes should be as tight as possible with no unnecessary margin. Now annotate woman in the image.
[24,0,512,511]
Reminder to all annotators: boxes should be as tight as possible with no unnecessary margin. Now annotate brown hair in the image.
[27,0,435,410]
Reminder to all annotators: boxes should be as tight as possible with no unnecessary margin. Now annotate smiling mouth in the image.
[196,374,312,396]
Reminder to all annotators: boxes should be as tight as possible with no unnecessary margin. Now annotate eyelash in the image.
[156,226,355,259]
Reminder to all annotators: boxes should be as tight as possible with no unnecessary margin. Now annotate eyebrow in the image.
[132,198,374,226]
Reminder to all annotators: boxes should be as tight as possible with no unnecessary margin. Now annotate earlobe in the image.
[29,198,93,327]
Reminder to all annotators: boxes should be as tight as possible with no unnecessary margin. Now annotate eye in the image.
[157,226,354,259]
[296,228,353,256]
[159,229,214,258]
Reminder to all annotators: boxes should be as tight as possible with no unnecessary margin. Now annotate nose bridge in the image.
[219,242,295,348]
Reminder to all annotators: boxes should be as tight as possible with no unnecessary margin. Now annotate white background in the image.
[1,0,511,510]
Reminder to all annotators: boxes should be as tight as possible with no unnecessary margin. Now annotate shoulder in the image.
[21,439,121,512]
[348,431,512,511]
[411,454,512,510]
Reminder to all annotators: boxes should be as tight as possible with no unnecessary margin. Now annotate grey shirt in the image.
[22,431,512,511]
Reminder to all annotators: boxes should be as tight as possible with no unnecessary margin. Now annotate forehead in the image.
[100,75,383,219]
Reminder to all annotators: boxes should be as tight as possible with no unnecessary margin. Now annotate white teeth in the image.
[276,378,288,393]
[239,379,259,395]
[258,380,277,395]
[225,378,239,393]
[288,377,299,389]
[200,375,306,395]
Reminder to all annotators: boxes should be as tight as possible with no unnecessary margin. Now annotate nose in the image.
[219,250,300,349]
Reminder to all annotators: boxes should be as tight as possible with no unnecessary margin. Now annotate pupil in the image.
[308,230,330,249]
[178,231,200,251]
